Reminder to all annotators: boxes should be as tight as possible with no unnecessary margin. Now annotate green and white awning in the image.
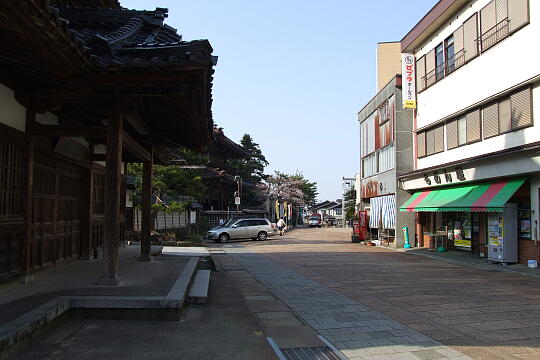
[400,178,526,212]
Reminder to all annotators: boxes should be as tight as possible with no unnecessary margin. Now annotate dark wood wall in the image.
[0,132,26,280]
[30,153,82,270]
[0,124,126,281]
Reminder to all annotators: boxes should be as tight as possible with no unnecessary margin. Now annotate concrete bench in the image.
[187,270,211,305]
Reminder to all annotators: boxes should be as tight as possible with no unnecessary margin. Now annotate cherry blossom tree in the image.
[257,172,306,205]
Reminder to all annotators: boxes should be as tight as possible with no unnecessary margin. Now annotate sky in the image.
[123,0,435,202]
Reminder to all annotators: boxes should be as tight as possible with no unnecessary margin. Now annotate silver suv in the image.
[207,218,276,243]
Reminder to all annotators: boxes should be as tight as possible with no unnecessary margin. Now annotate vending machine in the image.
[488,203,518,264]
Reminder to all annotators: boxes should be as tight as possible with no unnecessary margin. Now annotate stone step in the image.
[187,270,211,305]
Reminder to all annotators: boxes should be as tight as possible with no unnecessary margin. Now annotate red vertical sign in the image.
[356,211,367,240]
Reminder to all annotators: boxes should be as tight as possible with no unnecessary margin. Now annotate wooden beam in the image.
[124,111,150,136]
[138,150,153,262]
[99,108,123,285]
[121,130,151,162]
[32,124,106,138]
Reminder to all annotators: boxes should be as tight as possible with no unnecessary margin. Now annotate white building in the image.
[399,0,539,263]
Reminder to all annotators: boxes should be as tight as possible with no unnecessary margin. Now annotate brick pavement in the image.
[220,228,540,360]
[225,247,470,359]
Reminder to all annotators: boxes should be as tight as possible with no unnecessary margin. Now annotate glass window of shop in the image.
[511,183,531,240]
[435,212,478,250]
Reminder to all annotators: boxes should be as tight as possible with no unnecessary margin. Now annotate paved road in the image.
[218,228,540,360]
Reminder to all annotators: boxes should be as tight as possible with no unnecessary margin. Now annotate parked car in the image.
[207,218,276,243]
[308,214,322,228]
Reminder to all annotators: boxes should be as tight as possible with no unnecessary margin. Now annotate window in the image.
[435,43,445,81]
[257,219,269,226]
[508,0,529,33]
[446,110,481,148]
[418,1,528,91]
[447,119,458,149]
[421,125,444,157]
[466,109,481,143]
[499,97,512,133]
[378,143,395,173]
[511,87,533,129]
[463,13,479,62]
[376,101,393,150]
[362,153,377,178]
[417,55,426,92]
[434,125,444,153]
[361,112,376,157]
[457,116,467,146]
[425,49,436,87]
[482,86,533,139]
[483,102,499,138]
[445,35,455,74]
[480,0,509,51]
[245,220,258,226]
[417,132,426,158]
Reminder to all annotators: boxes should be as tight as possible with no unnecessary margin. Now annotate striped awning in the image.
[400,178,526,212]
[370,195,396,229]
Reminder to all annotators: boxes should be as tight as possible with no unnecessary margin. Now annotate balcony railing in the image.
[420,49,465,90]
[479,18,509,52]
[445,49,465,75]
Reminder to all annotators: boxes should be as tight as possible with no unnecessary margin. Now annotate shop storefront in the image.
[400,177,531,262]
[368,194,396,244]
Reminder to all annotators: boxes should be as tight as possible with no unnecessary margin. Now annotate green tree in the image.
[228,134,268,184]
[343,187,357,220]
[289,172,318,207]
[127,164,204,205]
[228,134,269,208]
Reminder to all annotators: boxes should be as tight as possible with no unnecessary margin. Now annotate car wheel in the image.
[257,231,268,241]
[218,233,229,243]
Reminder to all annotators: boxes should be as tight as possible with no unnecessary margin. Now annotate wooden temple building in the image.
[204,127,249,211]
[0,0,216,283]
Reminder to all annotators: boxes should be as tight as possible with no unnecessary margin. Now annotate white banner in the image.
[401,53,416,109]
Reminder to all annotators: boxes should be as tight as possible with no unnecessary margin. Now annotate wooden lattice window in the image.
[0,139,25,218]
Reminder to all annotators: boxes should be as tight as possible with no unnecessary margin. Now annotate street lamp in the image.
[234,175,242,215]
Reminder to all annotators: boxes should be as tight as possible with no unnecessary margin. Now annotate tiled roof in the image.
[54,6,215,68]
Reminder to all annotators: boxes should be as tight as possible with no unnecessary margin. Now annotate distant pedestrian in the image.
[277,217,286,236]
[219,218,224,226]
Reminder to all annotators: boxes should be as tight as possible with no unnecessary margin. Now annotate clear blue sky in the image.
[123,0,435,201]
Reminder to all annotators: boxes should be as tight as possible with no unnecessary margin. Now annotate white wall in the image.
[416,0,539,129]
[0,84,26,132]
[418,81,540,169]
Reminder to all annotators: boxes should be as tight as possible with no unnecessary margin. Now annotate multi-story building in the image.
[376,42,402,92]
[358,75,415,247]
[399,0,539,263]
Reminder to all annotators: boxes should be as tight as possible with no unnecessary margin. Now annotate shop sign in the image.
[423,166,466,186]
[454,239,471,248]
[361,172,395,198]
[401,53,416,109]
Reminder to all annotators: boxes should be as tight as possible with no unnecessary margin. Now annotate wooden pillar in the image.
[22,109,35,283]
[99,109,123,285]
[139,151,153,262]
[22,140,35,283]
[80,165,93,260]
